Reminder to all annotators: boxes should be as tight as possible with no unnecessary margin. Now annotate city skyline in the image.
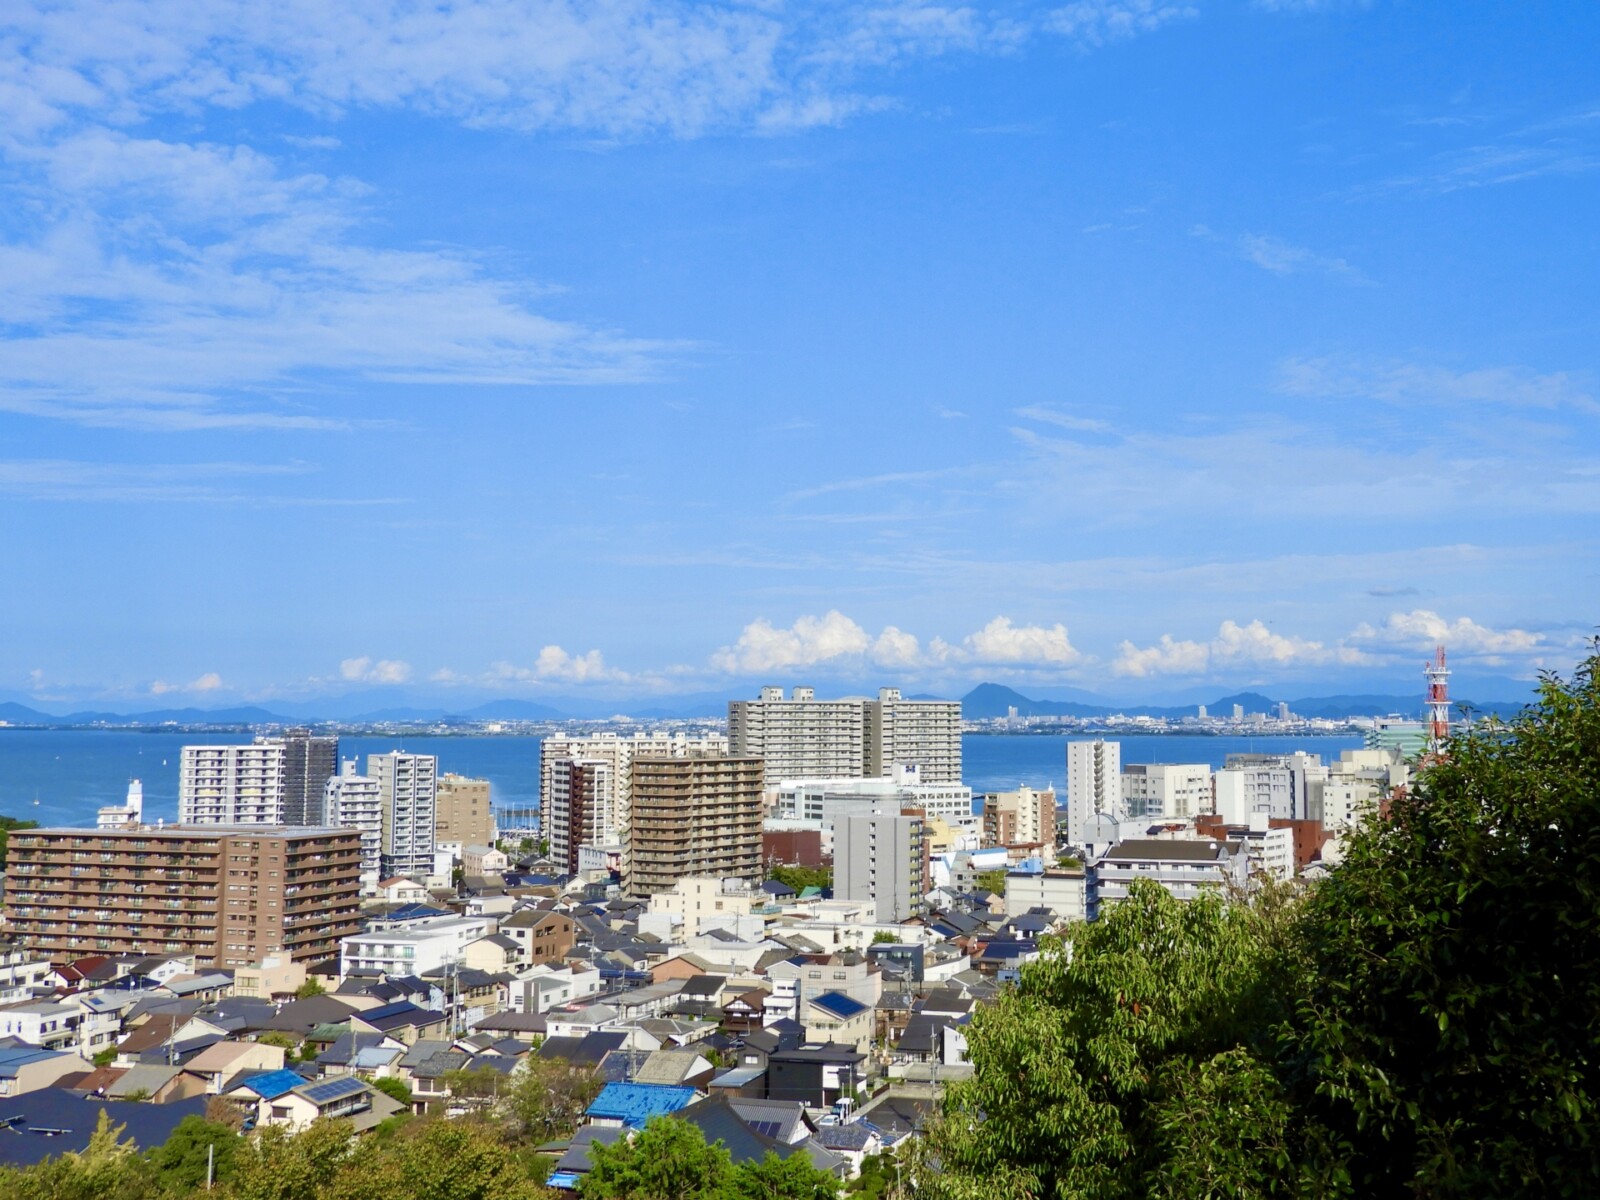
[3,3,1595,706]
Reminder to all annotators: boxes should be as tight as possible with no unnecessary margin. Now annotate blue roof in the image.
[0,1046,66,1078]
[584,1082,697,1127]
[236,1068,306,1100]
[810,991,868,1019]
[0,1090,208,1166]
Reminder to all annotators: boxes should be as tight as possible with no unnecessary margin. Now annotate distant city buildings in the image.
[730,686,961,784]
[368,751,437,879]
[623,755,763,896]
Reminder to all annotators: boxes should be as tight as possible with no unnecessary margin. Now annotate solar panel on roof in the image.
[747,1120,784,1138]
[298,1076,367,1105]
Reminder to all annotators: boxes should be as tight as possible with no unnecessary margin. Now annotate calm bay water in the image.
[0,729,1363,828]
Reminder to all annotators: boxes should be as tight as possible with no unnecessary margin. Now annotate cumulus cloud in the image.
[712,611,1085,674]
[485,646,627,684]
[339,656,412,684]
[1114,619,1363,677]
[712,611,872,674]
[1349,610,1543,656]
[149,671,225,695]
[961,616,1082,665]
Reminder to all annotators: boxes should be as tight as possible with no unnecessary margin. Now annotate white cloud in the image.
[150,671,224,695]
[1114,619,1362,677]
[1045,2,1199,48]
[712,611,872,674]
[1349,610,1543,656]
[1278,357,1599,414]
[872,626,923,668]
[1190,225,1367,282]
[962,616,1082,665]
[533,646,615,683]
[340,656,412,684]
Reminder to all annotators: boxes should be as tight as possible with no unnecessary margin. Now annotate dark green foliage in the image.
[971,869,1007,896]
[870,931,898,945]
[767,865,831,893]
[921,651,1600,1199]
[146,1116,240,1191]
[845,1152,898,1198]
[1294,652,1600,1196]
[579,1117,839,1200]
[293,978,326,999]
[372,1076,413,1107]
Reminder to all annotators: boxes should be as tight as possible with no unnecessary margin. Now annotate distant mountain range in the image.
[0,681,1535,729]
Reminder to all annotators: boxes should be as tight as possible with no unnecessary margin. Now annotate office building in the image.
[834,811,926,922]
[324,762,383,895]
[624,756,763,896]
[436,773,494,847]
[179,743,287,825]
[368,752,437,878]
[1066,739,1122,848]
[1119,762,1211,820]
[730,687,867,782]
[981,785,1056,848]
[271,730,339,825]
[3,825,362,967]
[864,687,962,782]
[539,732,728,855]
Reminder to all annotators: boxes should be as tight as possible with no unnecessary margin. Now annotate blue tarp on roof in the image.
[584,1082,697,1127]
[235,1068,306,1100]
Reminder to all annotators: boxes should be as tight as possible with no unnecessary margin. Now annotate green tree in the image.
[146,1115,240,1191]
[338,1117,546,1200]
[256,1031,299,1056]
[1291,653,1600,1196]
[579,1117,733,1200]
[767,865,830,894]
[223,1119,364,1200]
[971,868,1007,896]
[294,977,326,999]
[870,931,898,945]
[497,1058,602,1145]
[92,1046,118,1067]
[372,1076,414,1108]
[845,1152,898,1199]
[916,878,1302,1199]
[731,1150,841,1200]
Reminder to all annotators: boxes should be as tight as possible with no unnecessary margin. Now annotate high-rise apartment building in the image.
[538,732,728,856]
[624,756,763,896]
[981,785,1057,848]
[324,762,383,895]
[436,773,494,847]
[864,688,962,782]
[1120,763,1212,820]
[730,686,962,784]
[729,687,866,782]
[368,752,437,879]
[1066,739,1122,849]
[272,731,339,825]
[834,811,926,922]
[180,743,288,825]
[3,825,362,967]
[544,759,614,875]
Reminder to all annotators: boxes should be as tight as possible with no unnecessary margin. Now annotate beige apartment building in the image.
[436,773,494,847]
[624,756,764,896]
[3,826,363,968]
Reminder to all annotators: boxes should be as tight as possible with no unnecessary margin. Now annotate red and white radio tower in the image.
[1424,644,1451,757]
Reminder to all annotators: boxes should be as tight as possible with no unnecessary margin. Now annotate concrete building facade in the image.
[270,731,338,826]
[436,773,494,848]
[864,688,962,783]
[368,752,437,879]
[1120,762,1211,820]
[1066,739,1122,849]
[624,756,764,896]
[179,744,287,826]
[981,785,1056,849]
[730,687,867,782]
[3,826,362,967]
[834,812,926,923]
[323,762,383,895]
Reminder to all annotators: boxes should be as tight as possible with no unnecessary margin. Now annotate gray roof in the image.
[1101,838,1228,862]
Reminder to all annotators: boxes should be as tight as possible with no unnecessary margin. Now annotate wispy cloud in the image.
[1190,224,1370,282]
[1278,356,1600,414]
[0,458,315,502]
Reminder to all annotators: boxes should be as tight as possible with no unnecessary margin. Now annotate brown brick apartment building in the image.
[3,826,363,968]
[624,755,764,896]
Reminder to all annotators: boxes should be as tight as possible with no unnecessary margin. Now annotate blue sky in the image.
[1,1,1596,709]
